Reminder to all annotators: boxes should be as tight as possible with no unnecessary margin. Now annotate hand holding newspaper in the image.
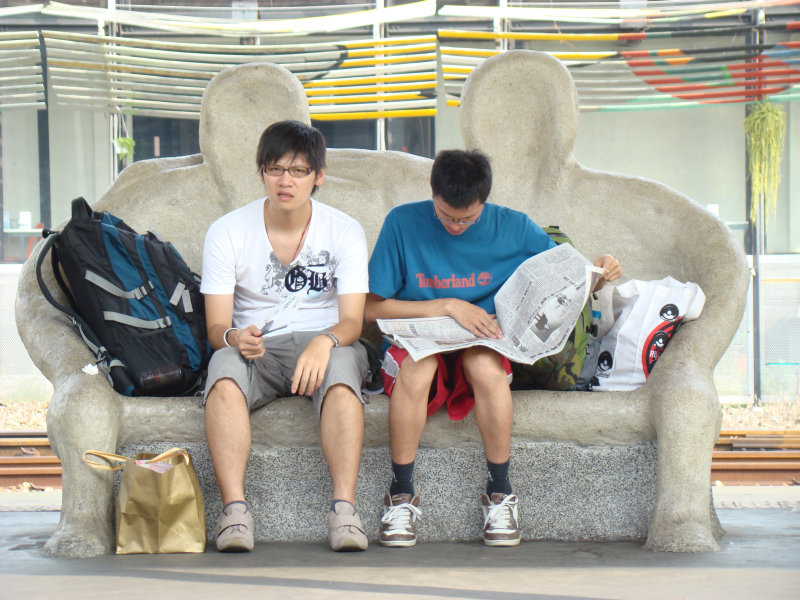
[376,244,604,364]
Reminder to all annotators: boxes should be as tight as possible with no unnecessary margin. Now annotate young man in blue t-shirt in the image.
[366,149,621,547]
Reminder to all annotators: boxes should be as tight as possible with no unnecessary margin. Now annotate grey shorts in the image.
[202,330,368,417]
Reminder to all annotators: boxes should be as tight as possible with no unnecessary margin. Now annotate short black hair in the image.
[256,120,326,174]
[430,149,492,209]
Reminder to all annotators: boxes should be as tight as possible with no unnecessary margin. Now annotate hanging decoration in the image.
[114,137,136,162]
[744,100,786,223]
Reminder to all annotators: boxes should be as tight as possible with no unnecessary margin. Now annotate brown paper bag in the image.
[83,447,206,554]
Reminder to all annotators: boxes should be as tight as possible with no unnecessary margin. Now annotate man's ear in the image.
[315,168,325,186]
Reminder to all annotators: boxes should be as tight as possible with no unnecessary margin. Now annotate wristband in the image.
[321,331,340,348]
[223,327,238,348]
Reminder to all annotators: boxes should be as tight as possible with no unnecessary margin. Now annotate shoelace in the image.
[484,494,518,532]
[381,502,422,532]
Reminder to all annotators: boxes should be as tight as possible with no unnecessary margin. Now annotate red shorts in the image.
[381,346,512,421]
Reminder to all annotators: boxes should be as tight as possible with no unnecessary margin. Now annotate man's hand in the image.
[230,325,266,360]
[593,254,623,291]
[291,334,333,396]
[365,293,501,338]
[445,298,503,339]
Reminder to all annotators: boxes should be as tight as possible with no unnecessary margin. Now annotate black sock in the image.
[390,460,415,495]
[486,459,512,496]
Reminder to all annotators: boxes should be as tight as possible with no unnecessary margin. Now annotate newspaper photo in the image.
[377,244,603,364]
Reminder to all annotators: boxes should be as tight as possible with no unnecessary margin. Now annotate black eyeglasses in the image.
[262,165,313,178]
[432,203,482,226]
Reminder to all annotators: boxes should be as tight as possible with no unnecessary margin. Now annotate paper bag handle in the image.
[147,447,191,466]
[82,447,190,471]
[82,450,129,471]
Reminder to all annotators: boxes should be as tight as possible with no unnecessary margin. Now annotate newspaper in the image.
[377,244,603,364]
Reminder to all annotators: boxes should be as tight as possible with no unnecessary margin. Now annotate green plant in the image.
[114,136,136,162]
[744,100,786,224]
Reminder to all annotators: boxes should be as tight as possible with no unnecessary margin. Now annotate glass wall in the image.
[125,116,435,164]
[313,119,377,151]
[0,109,43,263]
[132,116,201,162]
[387,116,434,157]
[313,117,434,156]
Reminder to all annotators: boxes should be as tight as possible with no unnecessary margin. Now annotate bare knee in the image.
[205,377,247,410]
[320,383,363,417]
[395,354,438,398]
[462,348,509,394]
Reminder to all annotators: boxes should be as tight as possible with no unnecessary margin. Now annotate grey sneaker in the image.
[327,501,368,552]
[481,493,520,547]
[379,491,421,547]
[216,501,254,552]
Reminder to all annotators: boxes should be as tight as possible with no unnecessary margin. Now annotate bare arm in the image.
[291,292,366,396]
[323,291,365,348]
[365,292,502,339]
[204,293,264,360]
[592,254,623,292]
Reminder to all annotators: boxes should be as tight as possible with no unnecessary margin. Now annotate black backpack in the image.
[35,197,212,396]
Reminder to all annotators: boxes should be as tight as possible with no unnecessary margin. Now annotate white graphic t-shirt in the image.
[201,198,368,335]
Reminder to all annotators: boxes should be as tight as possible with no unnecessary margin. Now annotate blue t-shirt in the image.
[369,200,556,314]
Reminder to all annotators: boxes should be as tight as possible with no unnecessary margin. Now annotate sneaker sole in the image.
[483,537,521,547]
[331,538,368,552]
[217,538,254,552]
[380,537,417,548]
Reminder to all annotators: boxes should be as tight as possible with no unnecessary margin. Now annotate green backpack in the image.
[510,226,602,392]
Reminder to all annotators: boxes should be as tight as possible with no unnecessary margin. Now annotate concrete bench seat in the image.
[15,51,748,557]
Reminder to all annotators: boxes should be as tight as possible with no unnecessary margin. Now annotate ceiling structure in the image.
[0,1,798,118]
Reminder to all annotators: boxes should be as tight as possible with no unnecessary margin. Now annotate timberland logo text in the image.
[415,272,477,289]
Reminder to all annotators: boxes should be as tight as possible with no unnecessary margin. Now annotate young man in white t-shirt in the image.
[201,120,370,552]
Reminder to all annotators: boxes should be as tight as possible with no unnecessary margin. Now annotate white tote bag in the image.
[593,277,705,391]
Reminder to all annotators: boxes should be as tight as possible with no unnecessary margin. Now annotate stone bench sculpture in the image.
[16,50,749,557]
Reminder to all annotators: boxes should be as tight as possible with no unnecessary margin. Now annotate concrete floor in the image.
[1,488,799,600]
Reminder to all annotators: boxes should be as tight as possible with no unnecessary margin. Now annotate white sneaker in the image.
[481,493,520,547]
[379,491,421,547]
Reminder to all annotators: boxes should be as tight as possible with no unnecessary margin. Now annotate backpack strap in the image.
[36,230,106,358]
[85,269,153,300]
[35,227,135,395]
[35,231,83,329]
[166,281,195,313]
[102,312,172,329]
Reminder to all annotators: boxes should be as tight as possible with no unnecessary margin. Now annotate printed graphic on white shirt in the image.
[262,247,338,297]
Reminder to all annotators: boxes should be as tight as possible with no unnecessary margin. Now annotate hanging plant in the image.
[744,100,786,224]
[114,136,136,162]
